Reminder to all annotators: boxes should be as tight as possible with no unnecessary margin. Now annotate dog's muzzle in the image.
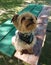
[26,18,34,27]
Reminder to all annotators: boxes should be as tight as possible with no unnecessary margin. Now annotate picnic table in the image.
[0,4,51,65]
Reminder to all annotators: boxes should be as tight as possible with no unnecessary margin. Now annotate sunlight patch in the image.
[0,10,6,15]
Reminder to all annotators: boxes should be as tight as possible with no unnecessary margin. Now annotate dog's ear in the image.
[11,14,19,22]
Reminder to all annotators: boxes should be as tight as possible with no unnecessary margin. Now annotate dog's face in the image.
[12,12,37,33]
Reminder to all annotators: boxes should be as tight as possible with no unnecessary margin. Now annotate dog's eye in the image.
[21,17,25,23]
[22,17,25,21]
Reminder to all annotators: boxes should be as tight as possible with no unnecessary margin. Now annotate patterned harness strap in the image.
[18,32,34,44]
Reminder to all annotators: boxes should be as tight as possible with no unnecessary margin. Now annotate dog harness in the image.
[18,32,34,44]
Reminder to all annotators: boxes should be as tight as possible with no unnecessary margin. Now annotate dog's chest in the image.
[15,31,36,49]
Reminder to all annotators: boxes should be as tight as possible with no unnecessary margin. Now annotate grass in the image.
[0,0,24,24]
[0,0,51,65]
[39,22,51,65]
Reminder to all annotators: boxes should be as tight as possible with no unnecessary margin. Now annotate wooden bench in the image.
[0,4,43,57]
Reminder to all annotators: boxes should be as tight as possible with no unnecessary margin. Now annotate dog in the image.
[11,12,37,54]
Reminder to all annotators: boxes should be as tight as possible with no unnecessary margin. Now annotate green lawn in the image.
[0,0,51,65]
[39,22,51,65]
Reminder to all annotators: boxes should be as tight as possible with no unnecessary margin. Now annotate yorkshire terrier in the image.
[12,12,37,54]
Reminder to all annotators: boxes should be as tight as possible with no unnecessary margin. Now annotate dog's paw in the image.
[21,49,28,54]
[21,49,33,54]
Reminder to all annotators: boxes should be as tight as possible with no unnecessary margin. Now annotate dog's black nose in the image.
[28,18,34,23]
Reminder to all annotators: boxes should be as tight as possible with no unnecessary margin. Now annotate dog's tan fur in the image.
[12,12,37,54]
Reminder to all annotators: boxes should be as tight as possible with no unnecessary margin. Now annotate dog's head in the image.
[12,12,37,33]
